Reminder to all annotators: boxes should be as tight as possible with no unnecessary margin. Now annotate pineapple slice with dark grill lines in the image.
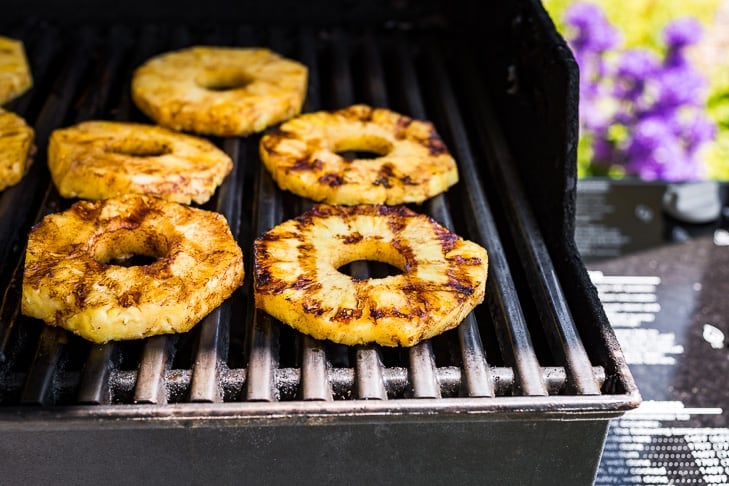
[259,104,459,205]
[254,204,487,347]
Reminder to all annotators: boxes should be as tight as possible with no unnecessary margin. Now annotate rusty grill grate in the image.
[0,20,635,412]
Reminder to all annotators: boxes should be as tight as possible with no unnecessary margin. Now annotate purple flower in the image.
[625,117,703,181]
[565,3,621,55]
[664,18,703,70]
[614,49,660,101]
[664,17,703,49]
[682,113,717,154]
[653,67,706,111]
[561,3,715,182]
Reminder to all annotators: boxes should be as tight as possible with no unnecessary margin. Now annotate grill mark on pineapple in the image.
[390,239,416,271]
[70,200,104,223]
[426,130,448,156]
[254,265,290,295]
[434,224,459,253]
[372,163,395,188]
[119,290,142,307]
[292,275,321,291]
[332,307,362,322]
[290,158,323,172]
[370,305,425,321]
[393,115,413,140]
[341,232,363,244]
[447,255,483,266]
[318,173,344,187]
[302,298,327,316]
[445,268,477,302]
[399,175,419,186]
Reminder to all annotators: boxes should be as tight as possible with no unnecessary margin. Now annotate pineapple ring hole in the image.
[333,135,393,161]
[337,260,403,279]
[334,239,406,279]
[108,140,172,158]
[92,229,169,268]
[195,70,254,91]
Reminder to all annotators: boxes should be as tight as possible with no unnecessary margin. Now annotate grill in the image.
[0,2,639,484]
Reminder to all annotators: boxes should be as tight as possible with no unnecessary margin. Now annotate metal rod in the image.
[190,138,242,402]
[77,345,115,404]
[107,364,604,401]
[424,38,549,396]
[428,196,495,398]
[246,167,282,401]
[20,327,67,405]
[134,336,170,404]
[454,46,602,396]
[301,336,332,401]
[408,342,441,398]
[289,28,334,402]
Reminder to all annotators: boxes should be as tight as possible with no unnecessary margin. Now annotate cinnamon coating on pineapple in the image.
[131,46,307,136]
[22,195,244,343]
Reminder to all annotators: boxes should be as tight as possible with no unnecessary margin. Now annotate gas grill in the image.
[0,1,639,484]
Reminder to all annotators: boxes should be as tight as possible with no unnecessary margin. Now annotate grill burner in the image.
[0,4,639,484]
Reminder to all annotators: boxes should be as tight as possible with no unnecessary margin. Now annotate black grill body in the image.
[0,1,639,484]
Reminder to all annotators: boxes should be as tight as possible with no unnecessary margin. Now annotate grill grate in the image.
[0,20,633,411]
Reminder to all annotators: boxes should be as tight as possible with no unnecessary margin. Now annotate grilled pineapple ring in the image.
[48,121,233,204]
[0,109,34,191]
[22,194,245,343]
[259,105,459,205]
[254,204,488,347]
[0,36,32,104]
[131,46,308,136]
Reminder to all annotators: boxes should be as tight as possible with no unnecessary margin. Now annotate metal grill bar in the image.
[422,38,550,397]
[326,28,392,400]
[246,170,282,401]
[77,344,114,404]
[20,328,65,404]
[300,336,332,401]
[293,30,335,402]
[134,336,169,404]
[428,197,494,398]
[453,46,602,395]
[190,139,243,403]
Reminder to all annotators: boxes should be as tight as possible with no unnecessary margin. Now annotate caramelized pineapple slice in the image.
[48,121,233,204]
[254,204,487,347]
[22,194,244,343]
[132,46,308,136]
[259,105,459,205]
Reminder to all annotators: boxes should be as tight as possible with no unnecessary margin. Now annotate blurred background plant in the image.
[542,0,729,181]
